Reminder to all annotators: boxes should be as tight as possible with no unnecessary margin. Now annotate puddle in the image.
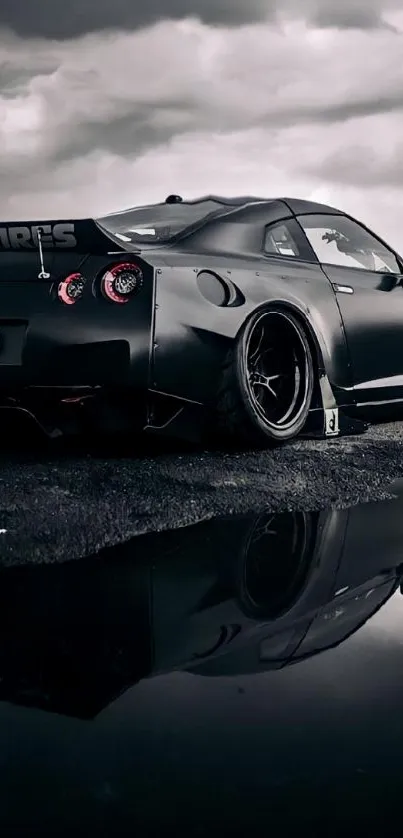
[1,478,403,719]
[3,480,403,834]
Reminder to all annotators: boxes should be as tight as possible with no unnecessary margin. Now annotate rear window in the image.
[97,200,228,245]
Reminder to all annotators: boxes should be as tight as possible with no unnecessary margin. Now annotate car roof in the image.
[280,197,344,216]
[166,195,344,216]
[97,194,345,251]
[105,195,344,218]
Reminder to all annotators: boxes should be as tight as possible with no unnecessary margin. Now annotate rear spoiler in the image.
[0,218,130,253]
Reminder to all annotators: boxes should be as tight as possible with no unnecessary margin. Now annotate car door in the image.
[297,212,403,407]
[261,216,353,393]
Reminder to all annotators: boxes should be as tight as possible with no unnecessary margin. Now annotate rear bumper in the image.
[0,288,153,389]
[0,309,154,436]
[0,336,135,388]
[0,322,150,435]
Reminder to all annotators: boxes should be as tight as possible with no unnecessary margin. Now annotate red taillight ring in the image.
[58,273,86,305]
[100,262,143,304]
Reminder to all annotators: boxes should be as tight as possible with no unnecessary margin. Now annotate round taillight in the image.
[58,273,86,305]
[100,262,143,304]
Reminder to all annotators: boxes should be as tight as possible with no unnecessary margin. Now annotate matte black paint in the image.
[322,262,403,403]
[151,255,352,404]
[0,195,401,438]
[0,229,154,403]
[2,484,403,833]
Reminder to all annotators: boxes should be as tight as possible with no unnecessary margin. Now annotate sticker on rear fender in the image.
[0,223,77,250]
[324,408,339,436]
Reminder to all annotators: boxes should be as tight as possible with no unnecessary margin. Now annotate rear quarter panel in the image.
[150,251,352,404]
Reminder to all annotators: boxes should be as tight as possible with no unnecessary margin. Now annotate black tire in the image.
[235,510,316,620]
[213,308,315,446]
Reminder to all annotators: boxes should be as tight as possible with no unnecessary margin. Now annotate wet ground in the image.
[1,419,403,565]
[2,478,403,834]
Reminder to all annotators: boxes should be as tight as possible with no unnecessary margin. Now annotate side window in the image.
[298,213,401,274]
[263,217,316,262]
[263,220,301,258]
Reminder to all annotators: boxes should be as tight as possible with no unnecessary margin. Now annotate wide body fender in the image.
[149,253,353,407]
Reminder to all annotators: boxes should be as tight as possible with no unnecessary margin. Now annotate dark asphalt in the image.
[0,418,403,566]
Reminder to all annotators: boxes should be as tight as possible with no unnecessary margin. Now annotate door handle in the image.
[332,283,354,294]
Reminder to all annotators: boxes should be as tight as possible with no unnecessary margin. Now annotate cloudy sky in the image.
[1,1,403,247]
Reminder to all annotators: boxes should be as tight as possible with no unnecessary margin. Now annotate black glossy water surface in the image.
[3,481,403,835]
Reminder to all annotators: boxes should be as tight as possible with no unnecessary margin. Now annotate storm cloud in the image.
[0,0,401,39]
[1,3,403,249]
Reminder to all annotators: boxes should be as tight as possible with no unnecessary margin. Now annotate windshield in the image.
[97,199,229,245]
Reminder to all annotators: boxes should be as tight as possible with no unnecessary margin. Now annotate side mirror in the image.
[377,274,400,292]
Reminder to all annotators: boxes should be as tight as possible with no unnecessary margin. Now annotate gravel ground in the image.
[0,418,403,567]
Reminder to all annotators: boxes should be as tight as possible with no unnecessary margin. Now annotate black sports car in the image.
[0,193,402,445]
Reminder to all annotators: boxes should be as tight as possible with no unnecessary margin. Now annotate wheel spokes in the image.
[249,371,282,398]
[246,322,306,429]
[250,514,278,545]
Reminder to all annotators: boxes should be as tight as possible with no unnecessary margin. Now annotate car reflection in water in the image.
[1,483,403,719]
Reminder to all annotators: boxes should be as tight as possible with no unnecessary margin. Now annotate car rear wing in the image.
[0,218,129,254]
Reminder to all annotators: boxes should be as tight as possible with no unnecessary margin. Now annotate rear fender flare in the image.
[237,300,325,371]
